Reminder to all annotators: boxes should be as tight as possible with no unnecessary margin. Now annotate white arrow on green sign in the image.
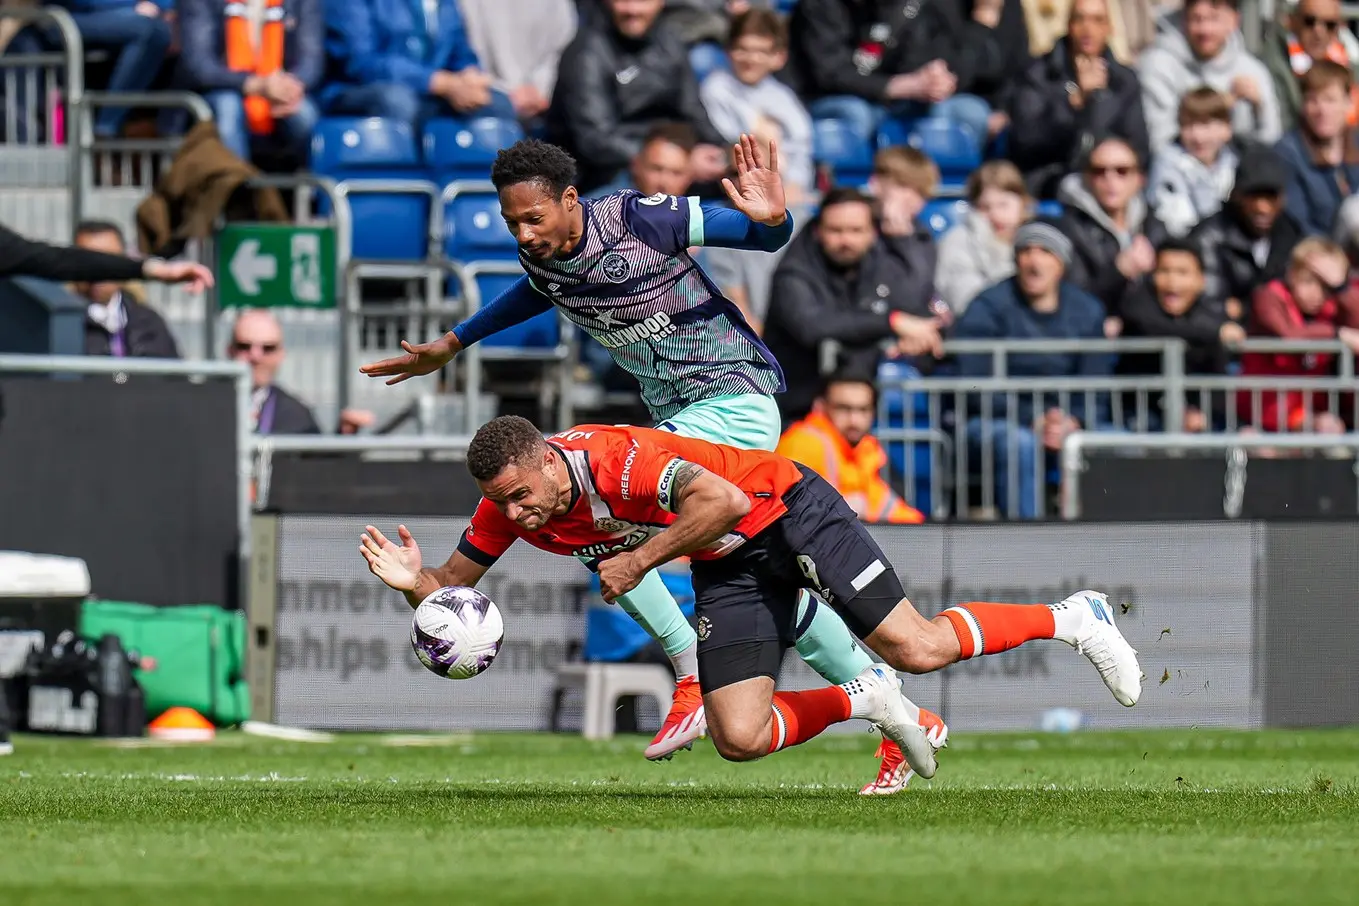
[217,223,337,309]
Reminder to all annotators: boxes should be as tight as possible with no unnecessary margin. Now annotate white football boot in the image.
[1058,590,1144,707]
[850,664,940,780]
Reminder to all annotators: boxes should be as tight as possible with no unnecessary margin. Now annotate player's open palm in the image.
[361,524,422,592]
[359,334,459,385]
[722,133,787,226]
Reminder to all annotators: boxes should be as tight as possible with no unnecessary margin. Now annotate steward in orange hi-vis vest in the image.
[776,411,924,524]
[225,0,286,135]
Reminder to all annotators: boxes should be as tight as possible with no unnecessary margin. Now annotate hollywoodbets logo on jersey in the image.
[595,310,679,349]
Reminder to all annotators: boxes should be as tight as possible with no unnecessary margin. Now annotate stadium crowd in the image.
[4,0,1359,520]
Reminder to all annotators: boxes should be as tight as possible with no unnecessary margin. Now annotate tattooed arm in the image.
[596,459,751,602]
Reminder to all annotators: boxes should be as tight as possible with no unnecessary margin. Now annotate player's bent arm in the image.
[449,277,555,347]
[696,202,793,251]
[404,551,491,610]
[627,462,751,575]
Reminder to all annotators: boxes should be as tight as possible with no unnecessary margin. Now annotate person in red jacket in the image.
[1240,236,1359,431]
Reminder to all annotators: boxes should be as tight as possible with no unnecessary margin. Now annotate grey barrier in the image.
[1060,431,1359,520]
[249,515,1300,733]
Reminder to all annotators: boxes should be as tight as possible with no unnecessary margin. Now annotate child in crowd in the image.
[936,161,1033,316]
[698,8,814,201]
[1147,87,1240,237]
[1241,236,1359,431]
[1118,238,1243,431]
[866,146,945,322]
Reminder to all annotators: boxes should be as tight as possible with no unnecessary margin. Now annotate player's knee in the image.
[709,723,768,762]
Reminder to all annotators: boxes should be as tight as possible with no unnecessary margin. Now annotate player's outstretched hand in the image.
[142,259,214,293]
[597,552,646,604]
[722,134,787,227]
[359,332,460,385]
[360,524,422,593]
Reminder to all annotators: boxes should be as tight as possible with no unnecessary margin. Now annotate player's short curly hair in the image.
[467,415,548,481]
[491,139,578,198]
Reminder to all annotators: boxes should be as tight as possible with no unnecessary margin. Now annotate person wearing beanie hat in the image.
[1188,144,1306,324]
[949,216,1113,519]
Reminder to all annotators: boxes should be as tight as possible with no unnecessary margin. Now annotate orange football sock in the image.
[942,602,1057,659]
[768,687,852,754]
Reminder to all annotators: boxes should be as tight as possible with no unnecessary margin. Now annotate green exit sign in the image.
[217,223,336,309]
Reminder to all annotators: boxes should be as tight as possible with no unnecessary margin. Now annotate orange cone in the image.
[148,707,216,742]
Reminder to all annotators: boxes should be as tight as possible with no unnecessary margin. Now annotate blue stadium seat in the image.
[689,43,730,84]
[474,272,562,351]
[774,0,799,12]
[311,116,421,172]
[444,188,520,261]
[812,117,874,186]
[881,117,981,192]
[310,117,432,260]
[920,197,968,238]
[1036,200,1065,219]
[423,117,524,182]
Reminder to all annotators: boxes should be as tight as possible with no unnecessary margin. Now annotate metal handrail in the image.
[1060,430,1359,520]
[0,7,84,232]
[457,259,576,430]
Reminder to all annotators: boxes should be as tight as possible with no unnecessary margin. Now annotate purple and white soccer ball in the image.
[410,586,504,679]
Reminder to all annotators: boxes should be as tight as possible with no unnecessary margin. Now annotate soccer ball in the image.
[410,586,504,679]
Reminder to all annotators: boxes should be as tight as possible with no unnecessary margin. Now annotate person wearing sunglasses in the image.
[1262,0,1359,131]
[228,309,374,435]
[1056,135,1169,333]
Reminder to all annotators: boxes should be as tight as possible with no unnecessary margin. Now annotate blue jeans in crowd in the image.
[323,83,517,128]
[5,8,170,139]
[206,90,319,162]
[808,93,991,146]
[966,417,1040,520]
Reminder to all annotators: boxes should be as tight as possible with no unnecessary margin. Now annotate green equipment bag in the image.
[79,601,250,726]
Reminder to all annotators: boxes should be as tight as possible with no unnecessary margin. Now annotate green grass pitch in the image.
[2,728,1358,905]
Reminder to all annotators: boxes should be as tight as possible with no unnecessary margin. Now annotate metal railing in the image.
[1060,431,1359,520]
[875,337,1359,520]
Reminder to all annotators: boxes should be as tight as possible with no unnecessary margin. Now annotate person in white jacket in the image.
[935,161,1033,316]
[1147,86,1240,236]
[698,8,815,199]
[1139,0,1282,152]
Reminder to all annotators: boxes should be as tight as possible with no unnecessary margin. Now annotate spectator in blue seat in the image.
[178,0,323,164]
[785,0,1010,146]
[547,0,728,195]
[321,0,514,127]
[951,219,1112,519]
[11,0,172,139]
[700,8,815,203]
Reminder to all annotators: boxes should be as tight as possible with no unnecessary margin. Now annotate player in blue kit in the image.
[360,135,942,793]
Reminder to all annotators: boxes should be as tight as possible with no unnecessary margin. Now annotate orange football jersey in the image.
[458,424,803,566]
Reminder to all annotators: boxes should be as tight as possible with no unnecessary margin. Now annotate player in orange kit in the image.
[362,417,1142,781]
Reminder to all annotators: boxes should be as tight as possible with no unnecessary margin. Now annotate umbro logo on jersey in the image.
[595,311,678,349]
[547,282,561,293]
